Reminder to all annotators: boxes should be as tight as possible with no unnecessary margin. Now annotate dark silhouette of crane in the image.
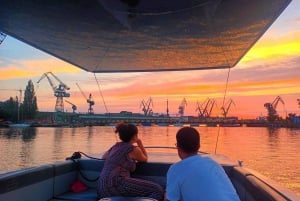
[178,98,187,117]
[264,96,285,122]
[196,98,216,118]
[76,83,95,114]
[37,72,70,112]
[196,101,204,117]
[65,100,77,113]
[221,98,235,118]
[207,99,216,118]
[140,97,153,116]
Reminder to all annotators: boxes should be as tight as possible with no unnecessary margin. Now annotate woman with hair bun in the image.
[97,123,164,201]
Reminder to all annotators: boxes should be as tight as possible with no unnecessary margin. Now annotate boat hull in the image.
[0,152,299,201]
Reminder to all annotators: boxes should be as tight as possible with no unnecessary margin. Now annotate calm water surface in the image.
[0,126,299,195]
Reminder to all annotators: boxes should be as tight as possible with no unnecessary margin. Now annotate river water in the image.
[0,126,299,195]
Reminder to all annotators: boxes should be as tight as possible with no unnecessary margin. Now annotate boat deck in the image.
[1,153,299,201]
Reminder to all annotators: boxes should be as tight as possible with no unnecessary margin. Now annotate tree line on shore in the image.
[0,80,38,122]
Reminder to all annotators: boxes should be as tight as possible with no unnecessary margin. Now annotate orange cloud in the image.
[0,58,82,80]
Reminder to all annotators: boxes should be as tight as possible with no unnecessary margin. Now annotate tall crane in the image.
[206,99,216,118]
[76,83,95,114]
[264,96,285,122]
[65,100,77,113]
[37,72,70,112]
[178,98,187,117]
[196,100,205,117]
[140,97,153,116]
[221,98,235,118]
[196,98,216,118]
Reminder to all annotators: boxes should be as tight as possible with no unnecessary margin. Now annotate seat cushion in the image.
[53,188,97,201]
[99,197,157,201]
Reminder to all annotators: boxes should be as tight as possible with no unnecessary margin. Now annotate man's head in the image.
[176,127,200,155]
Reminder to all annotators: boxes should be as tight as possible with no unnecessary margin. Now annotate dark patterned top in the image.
[101,142,135,180]
[97,142,164,201]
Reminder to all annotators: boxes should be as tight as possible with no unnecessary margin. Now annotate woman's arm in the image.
[129,138,148,162]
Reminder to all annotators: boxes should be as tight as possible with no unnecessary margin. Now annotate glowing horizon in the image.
[0,1,299,119]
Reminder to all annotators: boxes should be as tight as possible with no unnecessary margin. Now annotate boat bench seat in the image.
[230,166,291,201]
[50,159,101,201]
[50,159,169,201]
[132,162,171,189]
[1,158,294,201]
[51,189,97,201]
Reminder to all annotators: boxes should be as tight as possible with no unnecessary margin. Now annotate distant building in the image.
[292,116,300,123]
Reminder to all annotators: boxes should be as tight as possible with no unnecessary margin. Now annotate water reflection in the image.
[88,126,94,136]
[266,127,280,147]
[0,126,299,195]
[0,127,36,141]
[267,127,280,136]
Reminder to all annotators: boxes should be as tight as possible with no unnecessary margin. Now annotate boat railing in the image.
[144,146,209,154]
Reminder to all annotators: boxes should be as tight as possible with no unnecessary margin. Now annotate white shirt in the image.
[166,155,240,201]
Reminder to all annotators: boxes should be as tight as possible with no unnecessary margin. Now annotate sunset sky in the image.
[0,1,299,119]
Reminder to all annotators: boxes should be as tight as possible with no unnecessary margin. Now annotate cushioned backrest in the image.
[231,167,289,201]
[0,165,54,201]
[134,162,171,176]
[77,159,105,188]
[53,160,78,196]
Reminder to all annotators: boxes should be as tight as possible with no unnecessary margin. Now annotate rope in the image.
[66,151,103,182]
[93,73,109,114]
[204,7,233,154]
[78,151,103,160]
[144,146,208,154]
[214,67,231,154]
[93,73,119,141]
[65,146,208,182]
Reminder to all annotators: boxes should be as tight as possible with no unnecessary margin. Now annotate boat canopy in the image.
[0,0,291,73]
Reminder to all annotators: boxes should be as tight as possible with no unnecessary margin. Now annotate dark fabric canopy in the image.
[0,0,291,72]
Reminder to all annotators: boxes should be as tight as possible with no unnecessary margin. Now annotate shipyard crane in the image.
[178,98,187,117]
[0,32,6,45]
[203,99,216,117]
[264,96,285,122]
[196,101,204,117]
[76,83,95,114]
[206,99,216,118]
[37,72,70,112]
[140,97,153,116]
[65,100,77,113]
[221,98,235,118]
[196,98,216,118]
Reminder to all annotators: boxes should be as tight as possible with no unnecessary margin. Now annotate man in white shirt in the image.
[166,127,240,201]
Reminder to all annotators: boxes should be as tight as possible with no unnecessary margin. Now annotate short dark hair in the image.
[115,123,138,142]
[176,127,200,153]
